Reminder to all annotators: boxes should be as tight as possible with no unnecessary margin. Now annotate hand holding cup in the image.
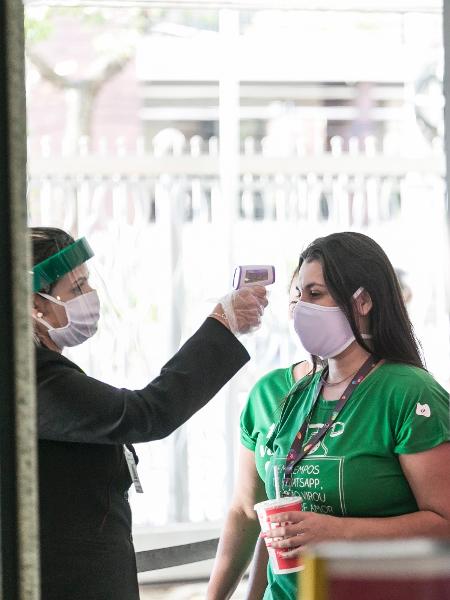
[254,497,304,574]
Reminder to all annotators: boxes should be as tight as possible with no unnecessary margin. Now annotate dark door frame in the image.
[0,1,39,599]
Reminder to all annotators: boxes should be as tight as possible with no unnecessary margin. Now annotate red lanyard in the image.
[282,355,378,490]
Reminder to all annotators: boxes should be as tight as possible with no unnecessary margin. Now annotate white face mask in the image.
[34,290,100,349]
[293,287,370,359]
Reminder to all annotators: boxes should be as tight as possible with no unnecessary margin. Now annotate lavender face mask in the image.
[293,287,366,359]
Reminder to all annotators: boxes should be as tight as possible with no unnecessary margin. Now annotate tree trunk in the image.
[26,47,133,153]
[64,85,96,153]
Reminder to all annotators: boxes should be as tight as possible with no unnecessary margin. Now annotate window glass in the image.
[26,5,447,534]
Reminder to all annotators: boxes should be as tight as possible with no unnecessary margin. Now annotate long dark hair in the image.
[30,226,75,292]
[281,232,424,408]
[303,232,423,372]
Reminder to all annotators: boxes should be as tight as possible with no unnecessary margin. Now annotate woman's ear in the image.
[354,288,373,316]
[32,293,47,319]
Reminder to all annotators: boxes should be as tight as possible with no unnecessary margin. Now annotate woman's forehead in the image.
[298,260,324,286]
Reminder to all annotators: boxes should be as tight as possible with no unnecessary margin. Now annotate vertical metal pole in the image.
[444,0,450,226]
[0,1,40,599]
[164,178,189,523]
[218,9,240,505]
[443,1,450,346]
[0,5,20,599]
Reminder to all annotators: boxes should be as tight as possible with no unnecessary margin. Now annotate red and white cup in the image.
[254,496,303,575]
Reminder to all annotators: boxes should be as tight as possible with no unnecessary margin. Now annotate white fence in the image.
[27,132,445,227]
[27,132,449,526]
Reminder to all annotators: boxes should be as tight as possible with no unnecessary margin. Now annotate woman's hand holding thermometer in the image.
[209,265,274,336]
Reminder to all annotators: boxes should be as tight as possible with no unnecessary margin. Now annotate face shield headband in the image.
[32,237,94,293]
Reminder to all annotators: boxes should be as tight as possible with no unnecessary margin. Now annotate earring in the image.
[37,312,43,318]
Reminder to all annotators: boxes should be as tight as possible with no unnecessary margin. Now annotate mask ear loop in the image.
[352,287,373,340]
[33,293,67,331]
[37,292,65,307]
[32,311,54,332]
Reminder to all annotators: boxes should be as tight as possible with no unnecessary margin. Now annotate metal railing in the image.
[136,538,219,573]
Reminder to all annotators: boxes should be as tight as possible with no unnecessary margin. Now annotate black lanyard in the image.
[282,355,378,490]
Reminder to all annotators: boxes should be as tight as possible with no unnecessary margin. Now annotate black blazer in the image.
[37,317,249,600]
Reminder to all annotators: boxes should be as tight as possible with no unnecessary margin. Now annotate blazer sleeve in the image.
[37,317,250,444]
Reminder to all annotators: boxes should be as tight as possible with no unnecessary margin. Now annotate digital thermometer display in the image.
[233,265,275,289]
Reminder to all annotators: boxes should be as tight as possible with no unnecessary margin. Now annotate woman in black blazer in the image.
[31,226,267,600]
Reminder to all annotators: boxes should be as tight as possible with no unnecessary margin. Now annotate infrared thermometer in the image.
[232,265,275,289]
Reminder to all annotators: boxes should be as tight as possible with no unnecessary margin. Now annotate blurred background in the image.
[24,1,446,595]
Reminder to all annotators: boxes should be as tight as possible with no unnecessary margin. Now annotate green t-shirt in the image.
[240,366,296,480]
[259,363,449,600]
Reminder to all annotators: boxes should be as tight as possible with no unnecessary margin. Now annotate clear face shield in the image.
[32,237,100,348]
[32,236,126,379]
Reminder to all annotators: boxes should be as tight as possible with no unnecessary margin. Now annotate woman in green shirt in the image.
[211,231,450,600]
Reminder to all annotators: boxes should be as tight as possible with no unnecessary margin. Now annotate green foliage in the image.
[24,12,53,44]
[25,5,219,48]
[162,9,218,31]
[25,6,142,47]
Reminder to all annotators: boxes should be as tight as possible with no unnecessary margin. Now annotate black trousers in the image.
[40,536,139,600]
